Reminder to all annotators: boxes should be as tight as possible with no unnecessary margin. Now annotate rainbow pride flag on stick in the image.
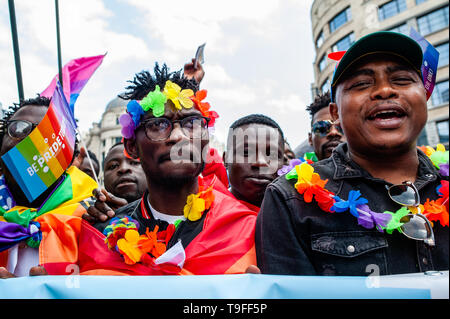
[41,54,106,115]
[1,83,76,202]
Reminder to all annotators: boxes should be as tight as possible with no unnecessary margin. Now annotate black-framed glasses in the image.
[387,181,435,247]
[139,115,210,141]
[311,120,343,137]
[5,120,38,140]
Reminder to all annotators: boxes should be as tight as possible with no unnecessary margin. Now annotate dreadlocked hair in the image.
[0,95,51,148]
[119,62,199,101]
[306,91,331,120]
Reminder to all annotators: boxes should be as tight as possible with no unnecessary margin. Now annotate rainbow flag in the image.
[409,28,439,100]
[1,83,77,202]
[41,54,106,114]
[0,166,97,252]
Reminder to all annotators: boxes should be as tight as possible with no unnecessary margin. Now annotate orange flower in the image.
[191,90,210,113]
[423,198,449,227]
[191,90,218,127]
[199,185,214,210]
[138,226,167,259]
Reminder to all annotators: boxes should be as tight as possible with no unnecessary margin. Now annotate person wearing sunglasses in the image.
[307,91,346,161]
[91,63,257,275]
[0,95,98,278]
[0,96,51,210]
[256,31,449,276]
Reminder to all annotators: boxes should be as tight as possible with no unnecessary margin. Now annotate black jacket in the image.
[256,143,449,276]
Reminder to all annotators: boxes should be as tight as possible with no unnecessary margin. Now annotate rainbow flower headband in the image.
[119,80,219,139]
[284,144,449,232]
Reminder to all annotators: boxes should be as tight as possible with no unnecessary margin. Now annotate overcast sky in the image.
[0,0,316,149]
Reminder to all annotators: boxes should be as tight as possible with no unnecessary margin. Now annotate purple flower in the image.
[277,158,303,176]
[439,163,449,177]
[126,100,144,127]
[119,113,135,139]
[357,204,392,232]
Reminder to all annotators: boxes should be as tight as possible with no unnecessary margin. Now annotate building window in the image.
[417,6,449,36]
[436,42,449,68]
[416,0,427,4]
[388,23,409,35]
[436,120,449,143]
[316,31,324,48]
[378,0,407,21]
[332,33,355,52]
[321,79,330,94]
[431,80,449,107]
[417,128,428,146]
[319,55,327,72]
[115,137,122,144]
[329,7,352,33]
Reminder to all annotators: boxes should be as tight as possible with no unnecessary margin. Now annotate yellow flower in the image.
[163,80,194,110]
[408,204,424,215]
[116,229,143,264]
[294,163,314,191]
[183,193,205,221]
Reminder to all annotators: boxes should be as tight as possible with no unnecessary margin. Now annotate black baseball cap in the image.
[330,31,423,101]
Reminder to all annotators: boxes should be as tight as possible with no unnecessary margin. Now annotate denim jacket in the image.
[256,143,449,276]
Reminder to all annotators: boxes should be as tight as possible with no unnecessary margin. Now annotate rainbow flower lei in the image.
[285,144,449,233]
[119,80,219,139]
[104,179,214,265]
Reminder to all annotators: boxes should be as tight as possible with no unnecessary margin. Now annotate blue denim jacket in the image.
[256,143,449,276]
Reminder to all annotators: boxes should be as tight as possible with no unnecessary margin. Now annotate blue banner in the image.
[0,272,447,299]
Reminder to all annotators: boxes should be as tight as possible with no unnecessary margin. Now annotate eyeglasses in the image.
[386,181,435,247]
[5,120,38,140]
[139,115,210,141]
[311,120,343,137]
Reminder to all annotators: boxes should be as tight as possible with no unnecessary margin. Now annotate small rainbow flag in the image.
[409,28,439,100]
[1,83,77,202]
[41,54,106,114]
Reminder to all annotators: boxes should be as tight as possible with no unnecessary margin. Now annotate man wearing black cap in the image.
[256,31,449,276]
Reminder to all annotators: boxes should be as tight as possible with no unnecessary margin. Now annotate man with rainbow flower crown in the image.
[92,62,257,275]
[256,31,449,276]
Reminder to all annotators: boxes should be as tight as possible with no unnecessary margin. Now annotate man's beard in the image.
[147,161,206,189]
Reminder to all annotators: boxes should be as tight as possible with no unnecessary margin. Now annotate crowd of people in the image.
[0,31,448,279]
